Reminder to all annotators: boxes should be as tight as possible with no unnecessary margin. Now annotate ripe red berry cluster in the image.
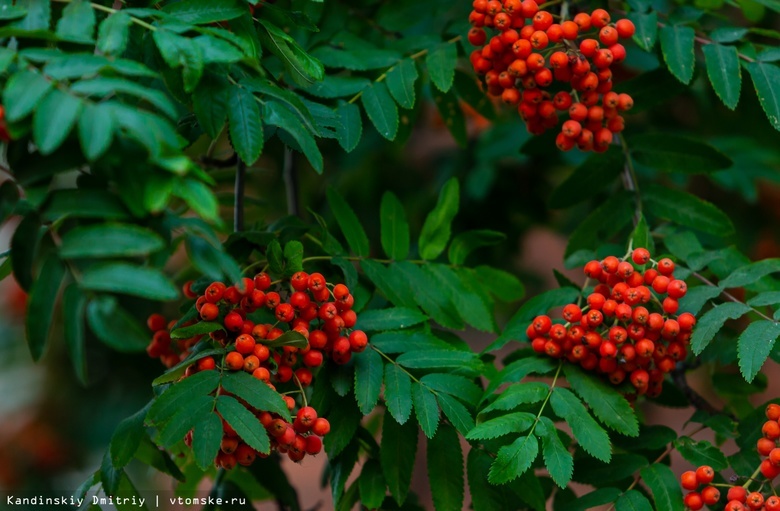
[680,404,780,510]
[526,247,695,395]
[467,0,636,152]
[146,270,367,467]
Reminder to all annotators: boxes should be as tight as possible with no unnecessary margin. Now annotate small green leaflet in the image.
[384,363,413,424]
[640,464,684,511]
[629,11,658,51]
[147,370,220,424]
[228,85,263,164]
[326,187,369,256]
[481,382,549,413]
[33,89,83,155]
[221,371,291,421]
[361,81,398,140]
[418,177,460,260]
[412,381,440,438]
[702,43,741,110]
[549,388,611,462]
[747,62,780,131]
[426,42,457,92]
[355,307,428,331]
[60,224,164,259]
[386,59,418,109]
[437,393,475,437]
[97,12,131,56]
[354,348,383,415]
[738,320,780,383]
[690,302,751,354]
[80,263,178,301]
[109,402,150,469]
[536,417,573,488]
[335,102,362,153]
[674,437,728,470]
[660,25,696,84]
[358,460,386,510]
[86,295,149,353]
[643,183,734,236]
[629,134,732,174]
[720,258,780,288]
[447,230,505,266]
[564,365,639,436]
[615,490,654,511]
[381,413,418,505]
[192,412,223,470]
[216,395,271,453]
[25,253,65,361]
[465,412,536,440]
[487,435,539,484]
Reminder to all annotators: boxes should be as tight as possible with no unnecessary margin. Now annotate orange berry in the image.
[225,351,245,371]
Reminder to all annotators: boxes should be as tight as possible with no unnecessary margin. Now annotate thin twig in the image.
[617,133,641,227]
[691,271,776,322]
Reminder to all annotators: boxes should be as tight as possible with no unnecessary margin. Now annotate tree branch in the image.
[283,148,299,217]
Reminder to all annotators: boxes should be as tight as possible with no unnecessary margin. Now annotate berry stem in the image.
[347,35,462,105]
[742,462,764,491]
[617,133,642,227]
[292,373,308,408]
[51,0,157,31]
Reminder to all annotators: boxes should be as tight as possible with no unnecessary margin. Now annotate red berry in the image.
[696,465,715,485]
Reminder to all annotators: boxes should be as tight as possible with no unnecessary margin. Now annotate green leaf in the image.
[630,214,655,256]
[466,412,536,440]
[193,75,229,139]
[324,398,362,457]
[660,25,696,84]
[358,460,386,509]
[97,12,131,56]
[565,192,634,258]
[228,85,263,164]
[488,435,539,485]
[25,253,65,361]
[162,0,245,24]
[381,413,418,505]
[748,291,780,306]
[283,241,303,276]
[616,490,654,511]
[86,295,149,352]
[482,382,549,413]
[60,224,164,259]
[326,187,369,256]
[447,230,505,265]
[386,58,418,109]
[537,417,573,488]
[549,148,624,208]
[221,371,291,421]
[266,239,284,274]
[110,403,150,469]
[265,330,309,349]
[426,265,497,332]
[147,370,220,424]
[421,373,482,406]
[428,424,464,511]
[264,100,323,173]
[643,183,734,236]
[380,191,410,261]
[419,178,459,260]
[354,348,384,415]
[81,263,178,301]
[747,62,780,131]
[412,381,440,438]
[170,322,223,339]
[720,258,780,288]
[11,0,49,31]
[56,0,95,42]
[629,11,658,51]
[32,89,82,154]
[711,27,749,42]
[192,411,223,471]
[153,29,204,92]
[63,284,88,385]
[216,395,271,453]
[674,437,729,470]
[436,393,475,437]
[738,319,780,382]
[397,349,479,373]
[474,266,525,302]
[392,262,463,329]
[690,302,751,355]
[384,363,413,424]
[702,43,742,110]
[361,81,398,140]
[549,388,611,462]
[630,135,732,173]
[159,394,215,448]
[640,464,684,511]
[569,488,623,511]
[564,365,639,436]
[356,307,428,331]
[78,103,114,161]
[176,178,220,222]
[427,42,457,92]
[71,77,178,120]
[258,20,324,87]
[335,102,362,153]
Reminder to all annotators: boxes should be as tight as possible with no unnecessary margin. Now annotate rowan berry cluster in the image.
[467,0,635,152]
[527,248,695,395]
[146,270,367,468]
[680,404,780,510]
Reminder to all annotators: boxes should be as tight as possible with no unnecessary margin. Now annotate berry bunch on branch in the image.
[467,0,635,151]
[527,247,695,396]
[680,404,780,510]
[145,268,367,469]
